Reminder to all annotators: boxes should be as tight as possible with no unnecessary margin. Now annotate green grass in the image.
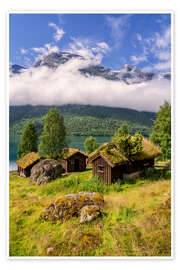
[9,168,171,257]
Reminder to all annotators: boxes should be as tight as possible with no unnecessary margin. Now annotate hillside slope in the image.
[9,169,171,256]
[9,104,156,137]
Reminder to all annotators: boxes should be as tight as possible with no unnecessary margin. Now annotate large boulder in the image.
[40,192,104,222]
[30,159,63,185]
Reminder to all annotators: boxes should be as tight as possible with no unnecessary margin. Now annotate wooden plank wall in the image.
[92,156,111,185]
[67,153,86,172]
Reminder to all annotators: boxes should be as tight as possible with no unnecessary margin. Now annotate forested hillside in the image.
[9,104,156,137]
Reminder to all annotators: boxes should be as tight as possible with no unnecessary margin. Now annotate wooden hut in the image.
[16,152,41,177]
[88,138,161,185]
[58,148,88,173]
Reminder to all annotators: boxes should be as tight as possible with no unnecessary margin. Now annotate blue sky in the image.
[9,13,171,72]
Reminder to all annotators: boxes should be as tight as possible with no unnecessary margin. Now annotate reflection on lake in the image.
[9,134,110,170]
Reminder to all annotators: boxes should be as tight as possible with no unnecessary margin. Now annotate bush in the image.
[79,176,107,193]
[141,168,171,181]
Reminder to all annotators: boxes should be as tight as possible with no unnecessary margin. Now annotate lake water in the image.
[9,134,110,170]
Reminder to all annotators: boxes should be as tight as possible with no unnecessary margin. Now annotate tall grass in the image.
[9,168,171,256]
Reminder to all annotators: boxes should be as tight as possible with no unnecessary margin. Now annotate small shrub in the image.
[116,206,137,223]
[109,181,123,192]
[141,168,171,181]
[79,176,107,193]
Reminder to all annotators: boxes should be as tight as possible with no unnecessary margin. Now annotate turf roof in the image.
[88,138,161,167]
[16,152,41,169]
[59,148,88,160]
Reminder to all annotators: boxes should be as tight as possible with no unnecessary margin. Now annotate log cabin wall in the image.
[67,153,86,172]
[18,160,40,178]
[18,165,32,177]
[111,164,126,183]
[111,158,155,182]
[92,156,111,185]
[125,158,155,173]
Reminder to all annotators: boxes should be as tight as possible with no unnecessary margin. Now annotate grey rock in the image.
[79,205,101,224]
[40,192,104,222]
[47,247,54,255]
[30,159,63,185]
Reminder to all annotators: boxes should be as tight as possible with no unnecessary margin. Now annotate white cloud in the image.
[155,27,171,48]
[142,60,171,72]
[24,56,33,67]
[106,15,132,48]
[131,55,147,65]
[152,61,171,71]
[136,26,171,72]
[130,45,148,65]
[68,38,110,64]
[32,43,59,62]
[9,58,170,112]
[157,51,171,61]
[20,48,28,54]
[136,33,142,41]
[48,22,65,41]
[92,42,110,54]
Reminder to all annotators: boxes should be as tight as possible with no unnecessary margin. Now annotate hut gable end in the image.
[16,152,41,178]
[58,148,87,173]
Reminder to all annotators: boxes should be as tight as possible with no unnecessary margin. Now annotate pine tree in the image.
[111,123,129,142]
[39,107,66,157]
[18,121,38,159]
[150,101,171,160]
[84,136,99,154]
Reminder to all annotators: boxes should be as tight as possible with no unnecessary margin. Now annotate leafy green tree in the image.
[112,123,128,141]
[150,101,171,160]
[17,121,38,159]
[84,136,99,154]
[39,107,67,157]
[112,124,143,158]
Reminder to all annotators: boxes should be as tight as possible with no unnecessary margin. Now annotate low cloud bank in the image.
[9,58,171,112]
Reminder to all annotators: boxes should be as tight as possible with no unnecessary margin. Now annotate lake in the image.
[9,134,111,170]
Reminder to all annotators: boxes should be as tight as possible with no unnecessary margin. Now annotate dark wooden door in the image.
[74,159,80,171]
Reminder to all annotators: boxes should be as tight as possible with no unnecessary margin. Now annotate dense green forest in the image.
[9,104,156,137]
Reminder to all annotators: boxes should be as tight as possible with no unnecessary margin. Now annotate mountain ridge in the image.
[10,51,171,84]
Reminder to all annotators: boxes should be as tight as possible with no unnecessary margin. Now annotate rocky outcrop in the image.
[30,159,63,185]
[40,192,104,223]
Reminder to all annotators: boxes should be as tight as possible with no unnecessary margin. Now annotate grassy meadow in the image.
[9,167,171,257]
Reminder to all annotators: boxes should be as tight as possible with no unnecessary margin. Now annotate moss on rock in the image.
[80,205,101,223]
[40,192,104,222]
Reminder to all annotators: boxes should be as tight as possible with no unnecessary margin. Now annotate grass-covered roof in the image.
[59,148,88,160]
[16,152,41,169]
[88,138,161,167]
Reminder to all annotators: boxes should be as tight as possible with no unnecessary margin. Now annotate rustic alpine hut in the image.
[16,152,41,177]
[58,148,88,173]
[88,138,161,185]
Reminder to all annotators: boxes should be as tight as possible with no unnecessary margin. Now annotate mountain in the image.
[9,104,156,137]
[10,52,170,84]
[33,51,171,84]
[10,64,26,74]
[34,52,83,68]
